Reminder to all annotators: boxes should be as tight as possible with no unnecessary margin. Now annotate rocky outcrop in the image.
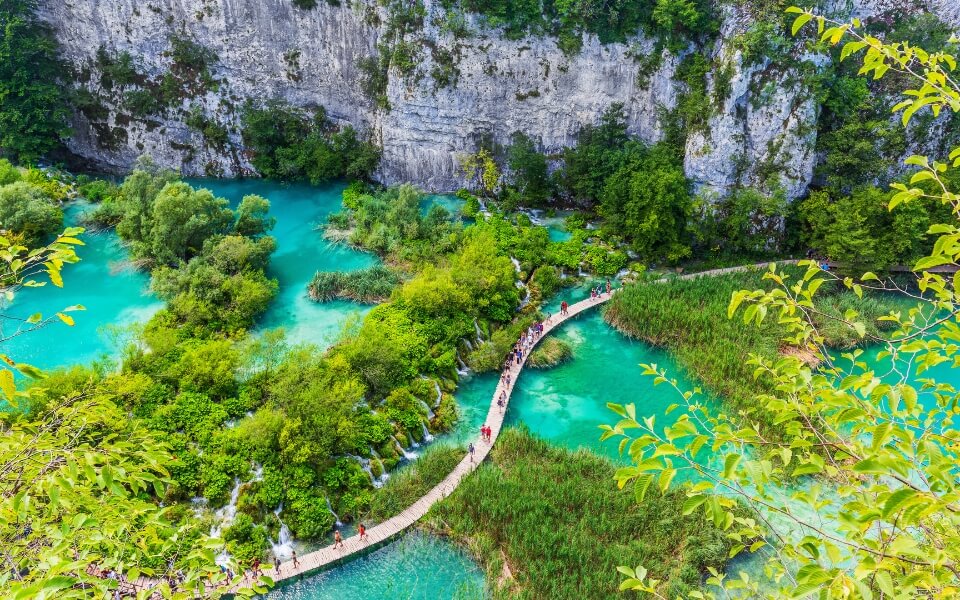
[37,0,959,196]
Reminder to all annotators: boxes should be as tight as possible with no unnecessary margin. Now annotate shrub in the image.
[0,182,63,244]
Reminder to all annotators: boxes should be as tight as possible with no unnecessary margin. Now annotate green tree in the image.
[608,13,960,598]
[506,132,552,205]
[0,181,63,244]
[599,144,692,261]
[148,182,234,265]
[0,0,70,162]
[235,194,276,237]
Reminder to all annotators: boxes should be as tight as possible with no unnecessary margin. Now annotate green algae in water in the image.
[2,201,163,371]
[185,179,378,349]
[265,532,487,600]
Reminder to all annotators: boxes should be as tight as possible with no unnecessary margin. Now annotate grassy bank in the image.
[426,428,733,599]
[603,266,904,415]
[366,445,464,523]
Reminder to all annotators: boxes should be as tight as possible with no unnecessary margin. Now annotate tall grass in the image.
[603,266,907,416]
[307,265,401,303]
[366,445,464,523]
[427,428,732,600]
[527,337,573,368]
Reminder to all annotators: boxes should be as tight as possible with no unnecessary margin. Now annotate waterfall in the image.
[456,352,470,376]
[473,319,484,344]
[325,497,343,527]
[392,435,419,460]
[417,397,436,421]
[210,479,242,538]
[510,257,522,274]
[347,454,388,489]
[463,338,474,351]
[190,496,208,519]
[421,421,434,443]
[270,504,295,560]
[369,447,390,487]
[432,380,442,408]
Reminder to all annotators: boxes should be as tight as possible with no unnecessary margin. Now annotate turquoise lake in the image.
[186,179,378,350]
[266,532,486,600]
[2,201,163,370]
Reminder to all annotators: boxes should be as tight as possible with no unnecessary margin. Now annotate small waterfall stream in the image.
[348,453,389,488]
[392,435,419,460]
[325,496,343,527]
[268,503,296,560]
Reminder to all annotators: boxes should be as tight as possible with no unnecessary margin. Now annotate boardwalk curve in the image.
[260,261,792,585]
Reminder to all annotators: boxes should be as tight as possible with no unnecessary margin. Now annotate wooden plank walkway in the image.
[259,290,614,585]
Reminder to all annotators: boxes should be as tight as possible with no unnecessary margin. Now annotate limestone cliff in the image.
[37,0,959,196]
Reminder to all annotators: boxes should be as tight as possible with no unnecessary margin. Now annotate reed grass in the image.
[427,427,732,600]
[527,337,573,369]
[603,266,907,416]
[307,265,401,303]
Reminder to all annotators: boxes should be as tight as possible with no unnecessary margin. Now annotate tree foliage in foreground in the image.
[607,11,960,599]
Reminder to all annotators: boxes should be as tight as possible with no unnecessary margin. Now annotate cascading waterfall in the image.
[417,397,436,421]
[456,352,470,376]
[463,338,474,351]
[347,454,388,488]
[369,446,390,487]
[432,380,443,408]
[421,421,434,443]
[325,496,343,527]
[392,435,419,460]
[208,462,267,566]
[511,256,531,308]
[270,503,295,560]
[210,479,242,538]
[473,318,484,345]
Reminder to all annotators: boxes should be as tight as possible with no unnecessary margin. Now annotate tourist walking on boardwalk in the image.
[468,442,475,462]
[561,300,568,315]
[252,558,262,578]
[275,560,282,576]
[334,530,344,550]
[359,523,368,541]
[606,279,612,294]
[497,396,505,413]
[292,550,300,568]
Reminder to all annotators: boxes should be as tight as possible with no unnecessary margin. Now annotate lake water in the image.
[185,179,377,349]
[265,532,486,600]
[1,201,163,371]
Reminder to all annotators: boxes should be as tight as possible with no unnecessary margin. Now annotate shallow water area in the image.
[264,532,486,600]
[3,201,163,371]
[186,179,377,349]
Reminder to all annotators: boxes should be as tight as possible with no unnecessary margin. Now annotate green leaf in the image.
[722,453,741,479]
[791,13,813,36]
[0,369,15,403]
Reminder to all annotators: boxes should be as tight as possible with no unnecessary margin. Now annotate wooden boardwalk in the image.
[261,290,615,584]
[243,260,792,588]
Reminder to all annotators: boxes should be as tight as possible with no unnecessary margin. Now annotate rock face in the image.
[37,0,959,195]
